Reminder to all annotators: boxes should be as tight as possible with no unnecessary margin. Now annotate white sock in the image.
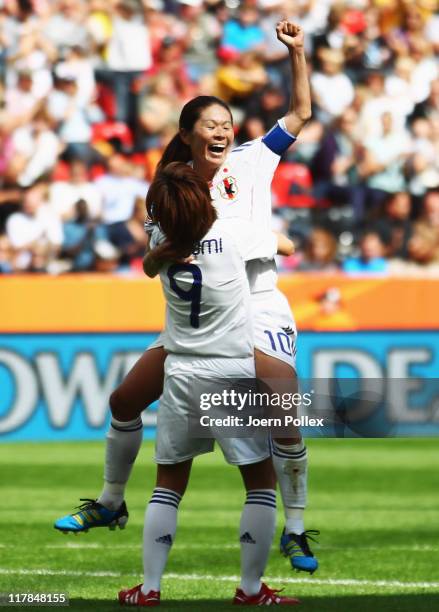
[142,488,182,593]
[272,440,307,535]
[97,417,143,510]
[239,489,276,596]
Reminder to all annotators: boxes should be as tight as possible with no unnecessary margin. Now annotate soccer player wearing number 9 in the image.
[151,219,278,357]
[118,162,300,606]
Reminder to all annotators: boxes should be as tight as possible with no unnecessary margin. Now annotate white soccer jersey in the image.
[209,120,296,294]
[151,219,277,357]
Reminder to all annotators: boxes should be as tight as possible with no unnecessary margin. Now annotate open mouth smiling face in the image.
[181,104,235,170]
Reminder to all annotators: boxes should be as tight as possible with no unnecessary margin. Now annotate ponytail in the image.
[146,162,217,264]
[157,133,191,173]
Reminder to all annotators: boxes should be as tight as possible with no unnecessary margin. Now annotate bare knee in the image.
[156,460,192,497]
[239,457,276,491]
[109,387,141,421]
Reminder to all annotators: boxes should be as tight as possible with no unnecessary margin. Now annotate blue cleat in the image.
[54,498,128,533]
[280,529,319,574]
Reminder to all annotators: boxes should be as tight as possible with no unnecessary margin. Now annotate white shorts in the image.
[155,354,271,466]
[251,289,297,371]
[147,290,297,371]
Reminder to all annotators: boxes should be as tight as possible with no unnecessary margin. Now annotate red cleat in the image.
[233,582,300,606]
[118,584,160,607]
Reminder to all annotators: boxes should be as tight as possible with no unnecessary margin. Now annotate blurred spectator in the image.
[237,115,266,143]
[375,191,412,259]
[415,188,439,253]
[343,229,388,274]
[55,45,97,106]
[258,0,294,89]
[5,182,63,271]
[359,6,392,73]
[407,117,439,198]
[4,4,57,100]
[48,159,102,221]
[425,10,439,55]
[407,189,439,266]
[409,78,439,124]
[312,4,348,58]
[142,0,175,62]
[423,186,439,230]
[358,71,405,138]
[43,0,90,53]
[216,50,267,104]
[47,71,99,164]
[137,74,181,149]
[298,227,339,272]
[358,111,410,217]
[385,4,426,58]
[86,0,113,60]
[61,198,107,271]
[220,5,264,54]
[408,37,438,105]
[138,34,195,104]
[407,226,438,267]
[244,84,288,132]
[105,196,149,266]
[311,48,354,124]
[95,154,148,225]
[178,0,222,83]
[9,108,60,187]
[0,119,18,185]
[385,57,418,119]
[311,107,360,209]
[103,0,152,126]
[4,70,38,117]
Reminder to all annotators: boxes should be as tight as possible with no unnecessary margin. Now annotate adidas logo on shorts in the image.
[240,531,256,544]
[155,533,173,545]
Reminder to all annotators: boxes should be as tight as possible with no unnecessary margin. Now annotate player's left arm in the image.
[142,226,195,277]
[259,23,311,159]
[276,232,295,256]
[277,22,312,139]
[142,235,161,278]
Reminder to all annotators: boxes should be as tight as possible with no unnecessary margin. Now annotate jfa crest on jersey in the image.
[218,176,238,201]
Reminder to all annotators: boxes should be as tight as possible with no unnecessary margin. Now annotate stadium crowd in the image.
[0,0,438,275]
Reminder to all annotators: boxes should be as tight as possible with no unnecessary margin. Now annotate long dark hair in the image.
[146,162,217,263]
[157,96,232,172]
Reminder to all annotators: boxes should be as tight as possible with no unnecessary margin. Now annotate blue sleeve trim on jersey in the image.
[262,121,297,156]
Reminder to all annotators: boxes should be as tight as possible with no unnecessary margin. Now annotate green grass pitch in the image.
[0,438,438,611]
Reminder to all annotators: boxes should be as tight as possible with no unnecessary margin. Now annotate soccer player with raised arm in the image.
[55,22,318,575]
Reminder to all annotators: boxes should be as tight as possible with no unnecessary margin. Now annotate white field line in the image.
[39,543,439,552]
[0,568,438,590]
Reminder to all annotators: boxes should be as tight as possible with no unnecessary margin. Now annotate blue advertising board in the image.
[0,331,438,441]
